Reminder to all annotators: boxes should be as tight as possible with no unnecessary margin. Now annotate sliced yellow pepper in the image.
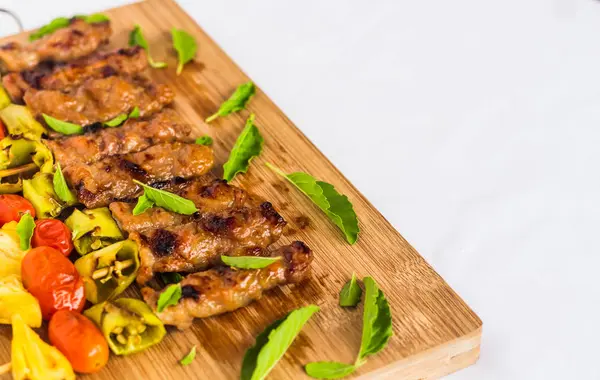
[0,275,41,327]
[0,222,26,278]
[11,314,75,380]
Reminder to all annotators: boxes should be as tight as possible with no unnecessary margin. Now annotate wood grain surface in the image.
[0,1,482,378]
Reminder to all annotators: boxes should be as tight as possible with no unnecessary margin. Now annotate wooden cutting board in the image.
[0,0,482,378]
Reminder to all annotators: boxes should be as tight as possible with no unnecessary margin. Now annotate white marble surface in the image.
[2,0,599,378]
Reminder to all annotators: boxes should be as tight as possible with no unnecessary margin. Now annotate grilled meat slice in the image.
[109,178,286,234]
[2,47,146,102]
[24,75,174,126]
[46,109,191,167]
[141,241,313,329]
[63,142,214,208]
[0,19,111,73]
[130,203,286,285]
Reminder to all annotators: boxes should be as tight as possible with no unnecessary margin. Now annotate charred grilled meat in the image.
[110,178,286,284]
[141,241,313,329]
[46,109,192,167]
[0,19,111,73]
[2,46,147,102]
[109,178,285,233]
[63,142,214,208]
[24,75,174,126]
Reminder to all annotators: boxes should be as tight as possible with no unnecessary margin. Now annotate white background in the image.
[2,1,599,378]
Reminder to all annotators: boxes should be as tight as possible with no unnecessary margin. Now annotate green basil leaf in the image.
[223,114,263,182]
[339,273,362,307]
[221,255,280,269]
[16,212,35,250]
[305,362,356,379]
[53,162,77,205]
[132,193,155,216]
[133,180,198,215]
[129,25,167,69]
[241,305,319,380]
[42,114,83,135]
[104,113,128,127]
[157,284,182,313]
[160,272,184,285]
[205,81,255,123]
[83,14,110,23]
[266,163,359,244]
[29,14,109,41]
[129,106,140,119]
[180,345,196,366]
[171,29,197,75]
[357,277,393,362]
[195,136,213,146]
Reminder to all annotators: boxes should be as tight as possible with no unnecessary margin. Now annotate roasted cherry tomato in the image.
[0,194,35,225]
[49,310,109,374]
[21,246,85,320]
[32,219,74,256]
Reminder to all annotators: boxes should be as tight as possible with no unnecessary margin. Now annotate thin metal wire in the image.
[0,8,24,33]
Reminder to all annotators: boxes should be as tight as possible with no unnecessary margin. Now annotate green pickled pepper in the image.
[74,240,139,304]
[22,172,64,218]
[84,298,166,356]
[65,208,124,255]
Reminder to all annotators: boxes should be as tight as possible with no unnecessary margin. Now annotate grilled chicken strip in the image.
[110,178,285,233]
[141,241,313,329]
[130,197,286,285]
[0,19,111,73]
[63,142,214,208]
[24,75,174,126]
[46,109,191,167]
[2,47,146,102]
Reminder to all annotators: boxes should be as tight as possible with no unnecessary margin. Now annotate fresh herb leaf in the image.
[129,106,140,119]
[179,345,197,366]
[29,14,110,41]
[206,81,255,123]
[357,277,393,363]
[195,136,213,146]
[129,25,167,69]
[132,193,155,216]
[83,14,110,23]
[305,362,357,379]
[157,284,182,313]
[221,255,280,269]
[171,29,197,75]
[160,272,184,285]
[133,180,198,215]
[339,273,362,307]
[42,114,83,135]
[53,163,77,205]
[223,114,263,182]
[104,113,128,127]
[16,212,35,250]
[241,305,319,380]
[266,163,359,244]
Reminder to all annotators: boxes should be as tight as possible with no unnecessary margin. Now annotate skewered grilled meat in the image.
[141,241,313,329]
[63,142,214,208]
[109,178,285,233]
[24,75,174,126]
[2,47,146,103]
[0,19,111,73]
[46,109,191,167]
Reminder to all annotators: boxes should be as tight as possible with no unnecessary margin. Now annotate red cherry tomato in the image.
[31,219,73,256]
[21,246,85,320]
[0,194,35,225]
[49,310,109,374]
